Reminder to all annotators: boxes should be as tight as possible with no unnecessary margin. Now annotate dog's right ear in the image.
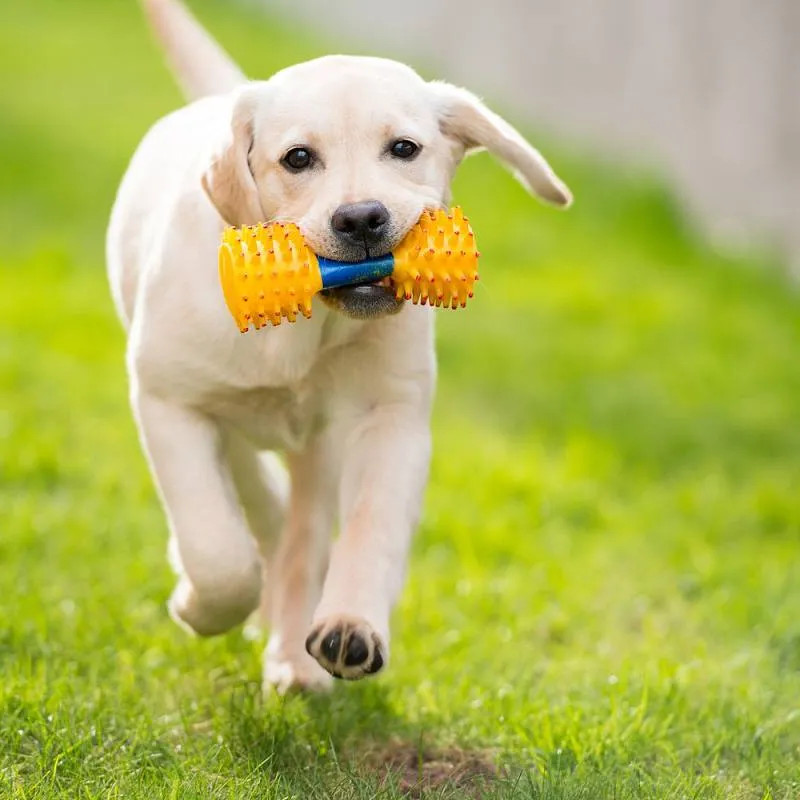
[202,88,264,225]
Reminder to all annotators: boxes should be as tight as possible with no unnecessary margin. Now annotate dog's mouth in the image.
[318,241,405,320]
[320,277,404,320]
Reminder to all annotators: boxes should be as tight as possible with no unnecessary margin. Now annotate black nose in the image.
[331,200,390,245]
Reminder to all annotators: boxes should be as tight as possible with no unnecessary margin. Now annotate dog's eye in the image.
[389,139,420,160]
[282,147,314,172]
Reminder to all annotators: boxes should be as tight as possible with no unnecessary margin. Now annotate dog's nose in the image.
[331,201,390,245]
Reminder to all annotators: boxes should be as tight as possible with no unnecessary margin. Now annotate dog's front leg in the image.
[263,443,336,694]
[133,390,262,636]
[305,402,432,680]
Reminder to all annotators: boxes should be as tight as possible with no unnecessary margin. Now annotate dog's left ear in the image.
[431,81,572,208]
[202,86,265,225]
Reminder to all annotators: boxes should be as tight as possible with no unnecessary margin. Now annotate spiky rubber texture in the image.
[219,208,479,331]
[391,208,479,308]
[219,222,321,332]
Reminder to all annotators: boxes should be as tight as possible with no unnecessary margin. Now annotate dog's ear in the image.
[431,81,572,208]
[202,88,265,225]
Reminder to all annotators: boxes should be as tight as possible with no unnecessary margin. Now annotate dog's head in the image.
[202,55,571,320]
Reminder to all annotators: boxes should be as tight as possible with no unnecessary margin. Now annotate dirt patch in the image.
[363,739,504,798]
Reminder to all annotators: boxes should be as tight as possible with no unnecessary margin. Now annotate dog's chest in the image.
[202,311,363,450]
[206,382,321,451]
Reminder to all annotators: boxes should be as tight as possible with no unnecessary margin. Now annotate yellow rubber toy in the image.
[219,207,479,332]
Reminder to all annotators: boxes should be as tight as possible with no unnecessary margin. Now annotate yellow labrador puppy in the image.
[107,0,571,694]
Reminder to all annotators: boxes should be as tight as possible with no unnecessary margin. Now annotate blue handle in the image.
[317,254,395,289]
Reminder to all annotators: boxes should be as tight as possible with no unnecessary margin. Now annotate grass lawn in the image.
[2,1,800,797]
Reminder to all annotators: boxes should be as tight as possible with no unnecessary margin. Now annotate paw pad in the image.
[305,616,386,680]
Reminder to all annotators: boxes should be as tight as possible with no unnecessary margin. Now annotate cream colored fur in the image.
[107,0,570,693]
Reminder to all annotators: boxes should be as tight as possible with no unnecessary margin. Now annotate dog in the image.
[106,0,571,694]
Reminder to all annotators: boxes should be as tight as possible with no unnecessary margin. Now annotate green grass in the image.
[2,1,800,797]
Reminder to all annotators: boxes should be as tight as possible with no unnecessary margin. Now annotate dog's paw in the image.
[305,615,387,680]
[263,653,333,695]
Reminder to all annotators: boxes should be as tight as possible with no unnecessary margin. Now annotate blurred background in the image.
[1,0,799,796]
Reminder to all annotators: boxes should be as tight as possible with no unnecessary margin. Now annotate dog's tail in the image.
[141,0,247,101]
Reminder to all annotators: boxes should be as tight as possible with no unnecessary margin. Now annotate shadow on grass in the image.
[220,687,637,799]
[222,680,508,797]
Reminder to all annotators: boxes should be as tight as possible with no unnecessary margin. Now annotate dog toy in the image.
[219,207,479,331]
